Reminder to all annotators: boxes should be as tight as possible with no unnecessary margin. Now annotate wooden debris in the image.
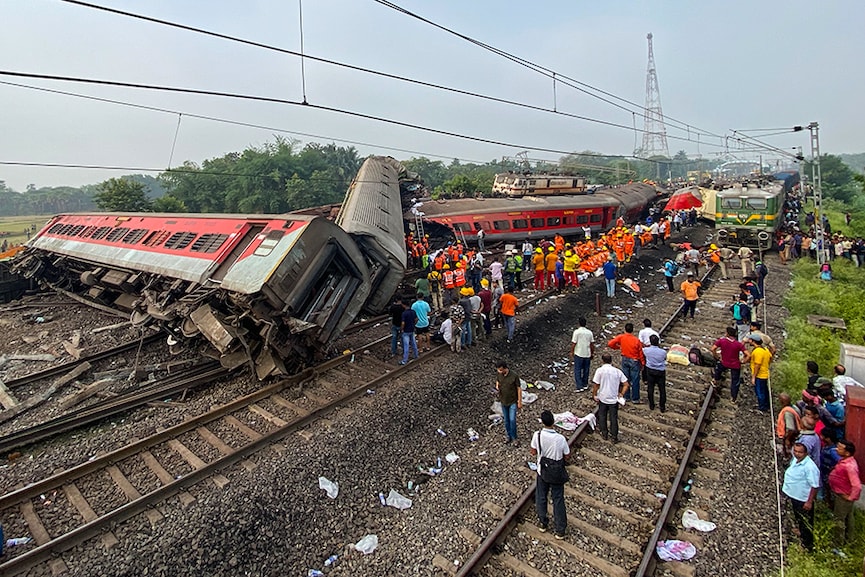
[0,378,20,410]
[62,341,82,360]
[0,353,57,369]
[0,361,91,424]
[58,378,114,411]
[91,321,132,334]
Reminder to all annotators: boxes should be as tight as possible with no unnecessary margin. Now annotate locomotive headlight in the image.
[757,231,770,242]
[718,229,728,239]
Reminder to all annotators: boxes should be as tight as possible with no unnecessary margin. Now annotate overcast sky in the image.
[1,0,862,191]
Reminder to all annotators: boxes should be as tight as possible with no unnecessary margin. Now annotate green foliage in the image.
[92,178,152,212]
[151,195,187,213]
[0,181,96,216]
[803,154,859,202]
[781,506,865,577]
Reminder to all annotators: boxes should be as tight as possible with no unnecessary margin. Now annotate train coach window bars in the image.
[531,218,545,228]
[512,219,529,229]
[164,231,197,250]
[190,234,230,253]
[122,229,148,244]
[105,227,130,243]
[91,226,112,240]
[493,220,511,231]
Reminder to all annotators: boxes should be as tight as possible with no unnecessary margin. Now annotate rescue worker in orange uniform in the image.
[442,264,455,307]
[624,231,636,262]
[554,233,565,254]
[532,247,546,291]
[453,261,467,291]
[434,252,445,272]
[613,234,626,264]
[545,246,558,289]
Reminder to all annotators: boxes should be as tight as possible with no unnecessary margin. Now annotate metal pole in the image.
[808,122,824,266]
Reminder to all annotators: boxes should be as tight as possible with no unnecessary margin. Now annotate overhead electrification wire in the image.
[371,0,727,143]
[57,0,717,148]
[1,70,696,160]
[0,79,489,164]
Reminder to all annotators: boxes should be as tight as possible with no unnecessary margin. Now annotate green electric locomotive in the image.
[714,180,784,251]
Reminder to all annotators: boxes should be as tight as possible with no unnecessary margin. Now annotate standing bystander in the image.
[530,410,570,539]
[496,361,523,445]
[643,335,667,411]
[828,440,861,545]
[680,272,701,320]
[749,334,772,413]
[711,326,750,402]
[569,317,594,392]
[592,353,629,443]
[608,323,645,403]
[781,442,820,552]
[499,287,519,343]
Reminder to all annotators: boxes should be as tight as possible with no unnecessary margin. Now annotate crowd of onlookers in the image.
[780,361,862,556]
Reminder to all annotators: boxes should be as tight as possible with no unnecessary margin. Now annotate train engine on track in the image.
[10,156,412,379]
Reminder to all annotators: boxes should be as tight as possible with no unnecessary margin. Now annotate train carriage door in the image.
[210,224,265,281]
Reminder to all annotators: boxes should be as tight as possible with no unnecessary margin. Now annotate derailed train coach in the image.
[11,156,411,378]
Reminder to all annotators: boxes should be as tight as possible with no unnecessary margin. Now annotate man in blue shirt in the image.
[411,293,432,352]
[642,334,667,412]
[602,256,617,298]
[781,442,820,551]
[663,258,678,292]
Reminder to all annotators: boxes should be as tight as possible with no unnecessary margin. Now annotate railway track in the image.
[448,266,741,577]
[0,333,410,576]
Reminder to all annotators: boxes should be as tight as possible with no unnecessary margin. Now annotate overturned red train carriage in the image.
[409,182,660,242]
[12,212,372,378]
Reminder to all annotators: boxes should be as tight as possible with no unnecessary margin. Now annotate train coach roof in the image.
[413,193,619,217]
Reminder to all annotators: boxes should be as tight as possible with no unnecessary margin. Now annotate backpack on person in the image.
[732,302,744,321]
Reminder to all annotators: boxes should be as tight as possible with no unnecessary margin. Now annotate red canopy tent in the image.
[663,188,703,212]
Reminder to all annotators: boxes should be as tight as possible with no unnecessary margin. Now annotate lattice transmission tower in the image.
[640,33,670,158]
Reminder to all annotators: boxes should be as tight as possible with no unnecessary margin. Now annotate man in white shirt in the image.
[569,317,594,392]
[530,410,570,539]
[638,318,659,346]
[592,353,629,443]
[582,225,592,240]
[833,364,864,404]
[476,228,486,253]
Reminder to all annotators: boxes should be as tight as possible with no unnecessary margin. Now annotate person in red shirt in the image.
[711,326,750,402]
[828,439,861,544]
[607,323,645,403]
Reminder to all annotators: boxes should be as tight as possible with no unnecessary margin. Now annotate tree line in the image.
[1,138,862,215]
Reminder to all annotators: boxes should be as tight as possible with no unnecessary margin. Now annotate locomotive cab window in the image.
[512,219,528,229]
[254,230,284,256]
[493,220,511,231]
[746,198,767,209]
[721,198,742,209]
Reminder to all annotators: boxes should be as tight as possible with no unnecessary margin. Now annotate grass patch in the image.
[773,254,865,576]
[0,215,52,246]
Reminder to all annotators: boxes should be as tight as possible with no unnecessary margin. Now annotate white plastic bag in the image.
[535,380,555,391]
[354,534,379,555]
[521,390,538,404]
[656,539,696,561]
[318,476,339,499]
[385,489,413,510]
[445,452,460,464]
[489,401,503,420]
[682,509,716,532]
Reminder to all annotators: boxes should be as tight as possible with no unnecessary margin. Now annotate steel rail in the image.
[4,333,163,389]
[0,336,440,575]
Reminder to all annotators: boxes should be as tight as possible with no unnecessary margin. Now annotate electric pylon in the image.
[640,33,670,159]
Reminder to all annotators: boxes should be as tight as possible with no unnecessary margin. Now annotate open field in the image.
[0,215,52,246]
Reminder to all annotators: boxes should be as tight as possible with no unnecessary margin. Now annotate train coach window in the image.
[105,227,130,243]
[452,222,473,233]
[80,226,98,238]
[746,198,767,209]
[512,219,528,229]
[48,223,65,235]
[531,218,544,228]
[122,229,148,244]
[546,217,561,227]
[493,220,511,231]
[164,231,197,250]
[590,214,602,223]
[254,230,284,256]
[563,216,575,225]
[577,215,589,224]
[143,230,171,247]
[91,227,112,240]
[191,233,230,253]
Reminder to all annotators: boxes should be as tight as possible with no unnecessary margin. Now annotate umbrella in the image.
[663,188,703,212]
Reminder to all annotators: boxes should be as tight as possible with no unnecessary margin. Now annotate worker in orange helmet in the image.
[624,231,636,263]
[545,246,558,289]
[442,264,455,307]
[613,234,626,265]
[532,247,546,291]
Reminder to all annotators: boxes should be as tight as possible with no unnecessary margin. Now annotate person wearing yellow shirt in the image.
[749,333,772,413]
[563,250,580,289]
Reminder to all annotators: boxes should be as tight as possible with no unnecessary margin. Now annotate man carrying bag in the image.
[530,410,571,539]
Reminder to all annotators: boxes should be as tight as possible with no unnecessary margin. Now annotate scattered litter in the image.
[378,492,387,506]
[520,378,531,390]
[710,301,727,309]
[5,537,32,547]
[445,452,460,464]
[467,428,479,442]
[385,489,413,510]
[318,477,339,499]
[366,389,375,395]
[354,534,379,555]
[489,401,503,421]
[324,555,338,567]
[308,570,324,577]
[521,390,538,404]
[478,451,487,456]
[654,492,667,500]
[633,301,645,308]
[656,539,697,561]
[436,428,447,437]
[664,442,672,449]
[682,509,716,532]
[535,380,555,391]
[550,411,595,431]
